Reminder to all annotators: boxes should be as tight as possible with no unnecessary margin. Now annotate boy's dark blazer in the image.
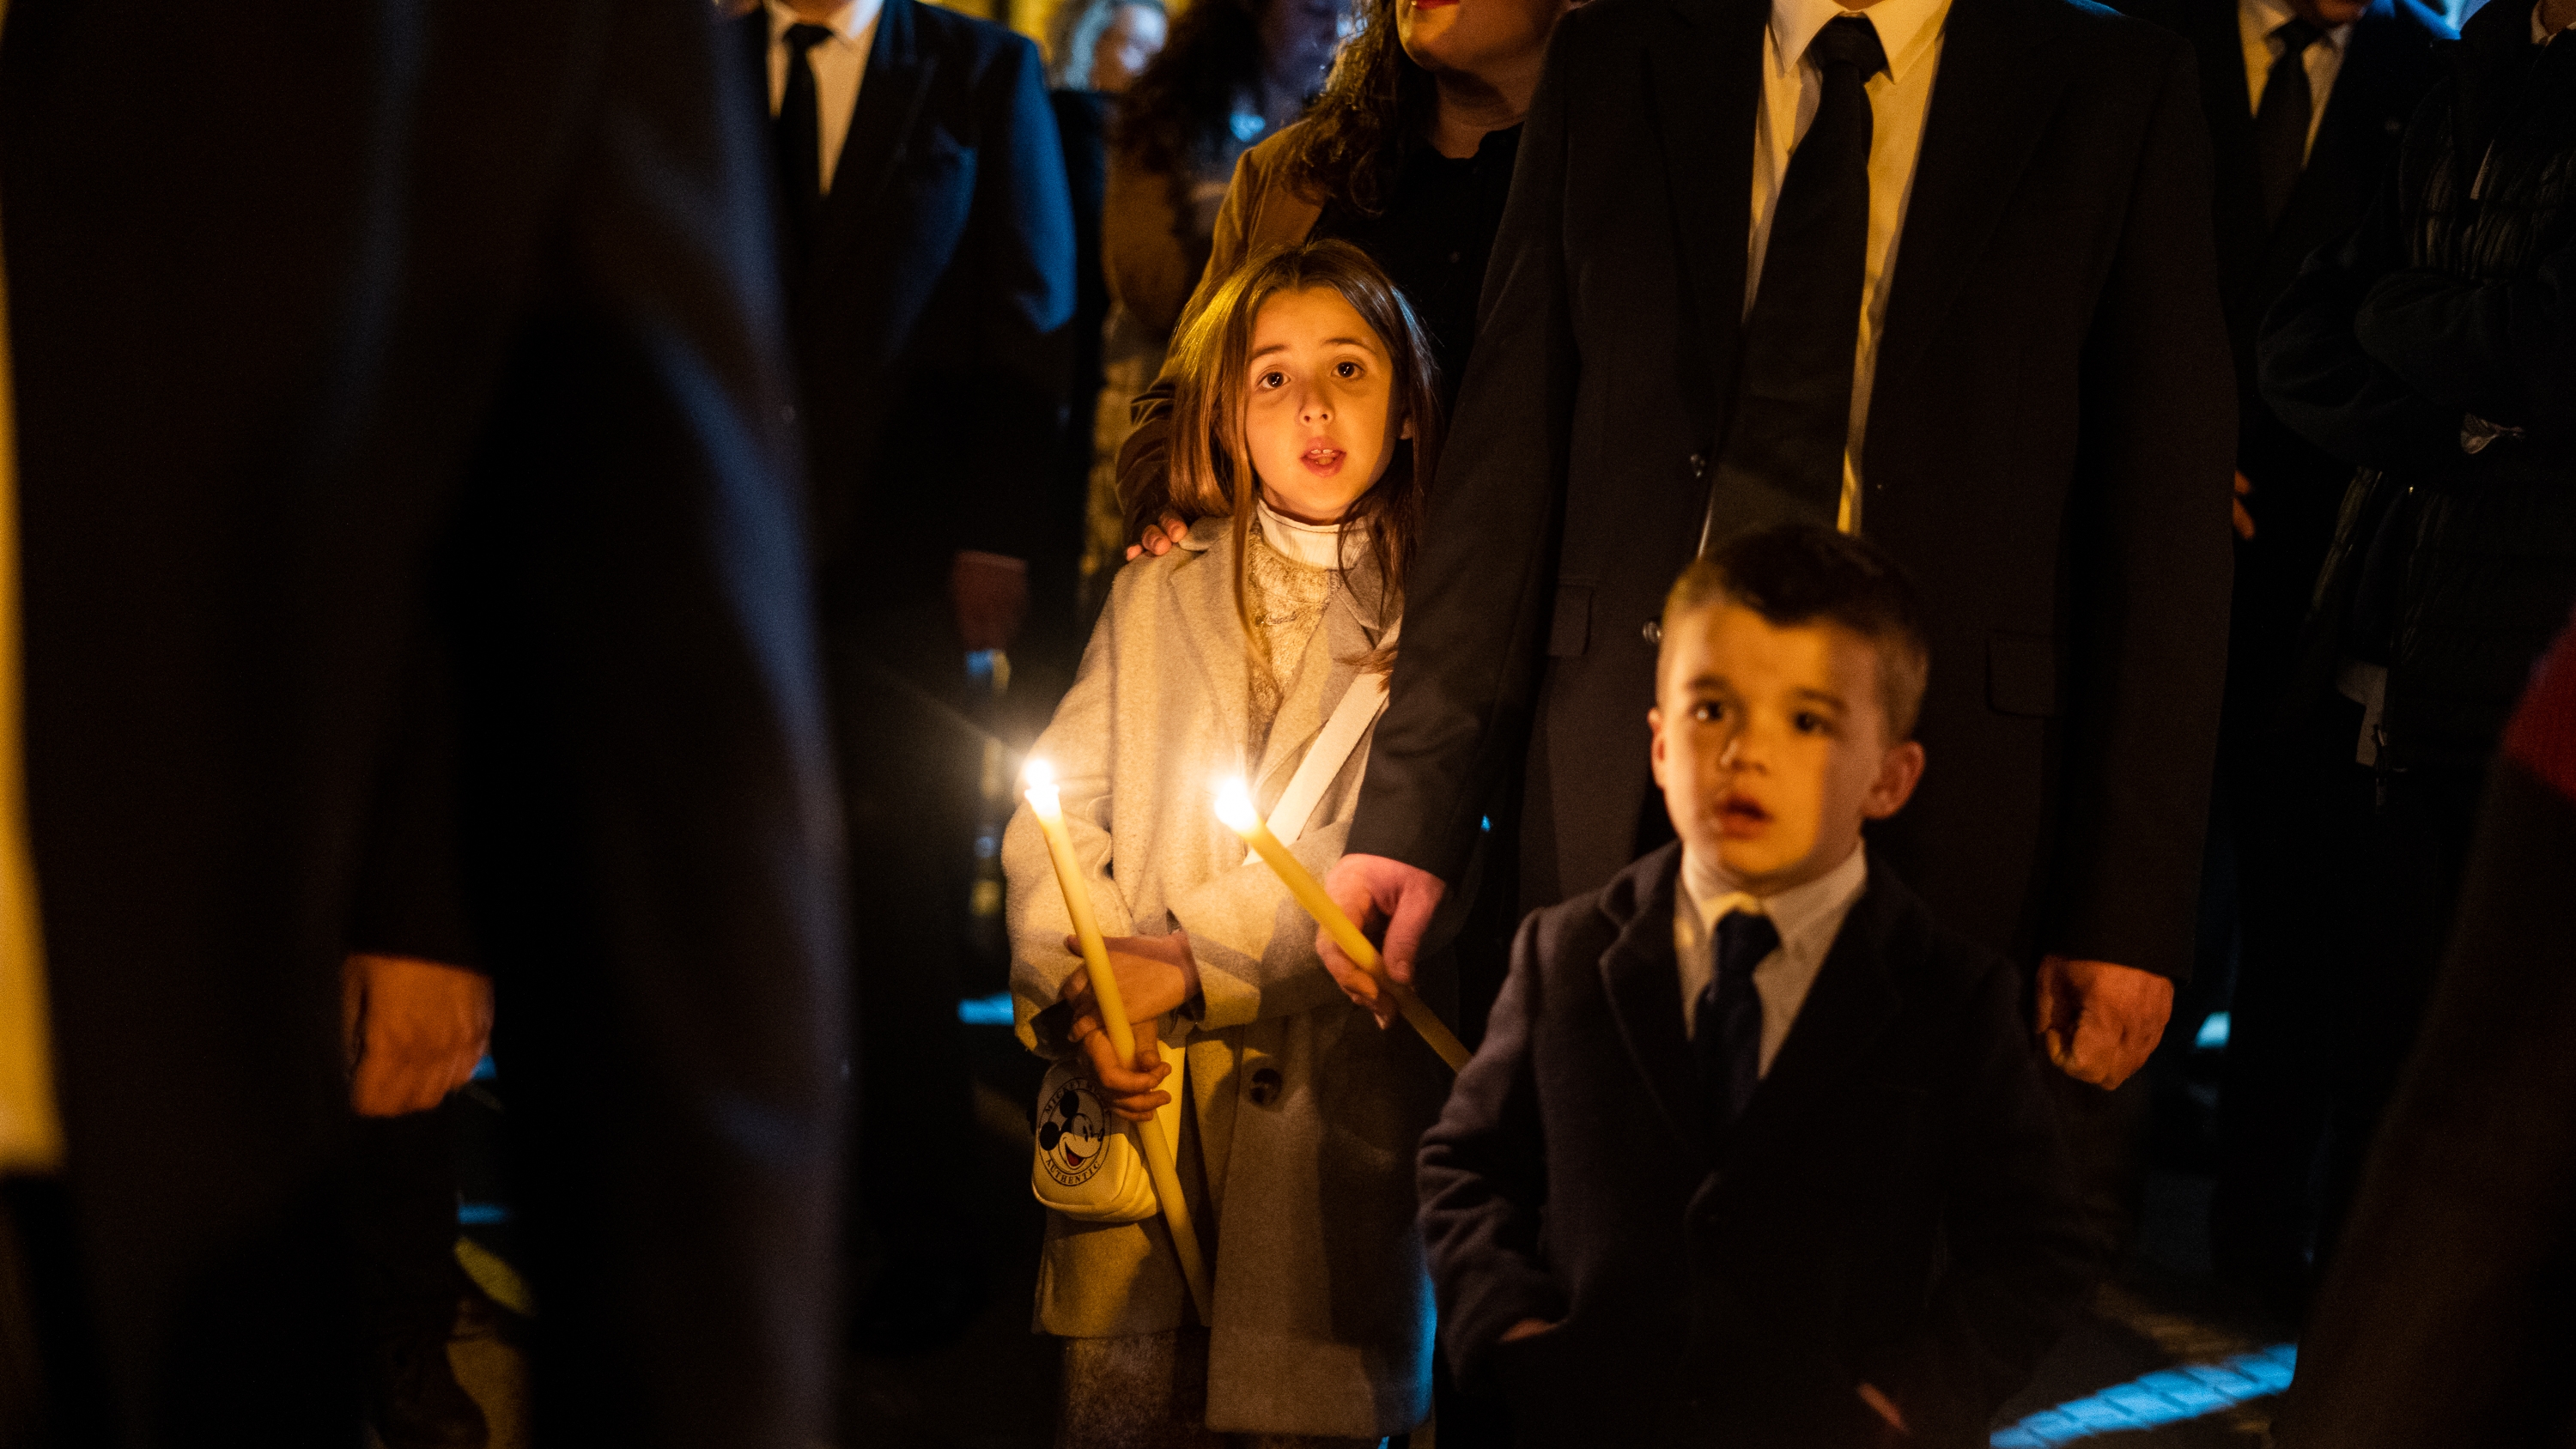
[1419,845,2099,1447]
[733,0,1075,610]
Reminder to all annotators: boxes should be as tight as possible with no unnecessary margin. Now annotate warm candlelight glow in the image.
[1207,774,1469,1071]
[1024,757,1062,820]
[1211,778,1257,833]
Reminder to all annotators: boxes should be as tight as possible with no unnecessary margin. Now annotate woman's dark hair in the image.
[1279,0,1432,217]
[1112,0,1267,174]
[1166,239,1443,670]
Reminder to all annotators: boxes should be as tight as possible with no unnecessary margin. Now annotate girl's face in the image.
[1242,287,1407,524]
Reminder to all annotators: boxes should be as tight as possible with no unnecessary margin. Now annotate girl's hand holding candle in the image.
[1024,758,1214,1319]
[1060,928,1200,1121]
[1212,779,1472,1072]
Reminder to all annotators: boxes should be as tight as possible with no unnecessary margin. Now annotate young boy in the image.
[1418,524,2098,1447]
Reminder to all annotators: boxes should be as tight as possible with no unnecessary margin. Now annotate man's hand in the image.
[1316,854,1448,1028]
[1077,1022,1172,1122]
[2034,955,2174,1089]
[951,550,1030,652]
[342,954,492,1117]
[2232,470,2257,541]
[1123,511,1188,561]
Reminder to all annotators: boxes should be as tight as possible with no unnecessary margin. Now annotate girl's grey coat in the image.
[1005,517,1446,1439]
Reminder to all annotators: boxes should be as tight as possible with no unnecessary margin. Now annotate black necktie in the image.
[1715,15,1890,520]
[2254,18,2324,226]
[775,22,834,231]
[1694,910,1779,1136]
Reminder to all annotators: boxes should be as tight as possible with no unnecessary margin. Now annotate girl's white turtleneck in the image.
[1255,494,1365,569]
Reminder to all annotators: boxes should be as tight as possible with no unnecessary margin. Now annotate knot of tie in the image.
[785,21,834,56]
[1809,14,1890,82]
[1714,908,1781,982]
[2271,16,2323,58]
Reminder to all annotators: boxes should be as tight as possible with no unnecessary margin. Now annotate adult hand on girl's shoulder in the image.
[1317,854,1447,1028]
[1076,1027,1173,1122]
[1123,511,1188,561]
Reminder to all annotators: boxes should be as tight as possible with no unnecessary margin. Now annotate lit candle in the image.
[1212,780,1471,1072]
[1022,759,1212,1319]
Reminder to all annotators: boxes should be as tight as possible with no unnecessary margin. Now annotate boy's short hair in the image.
[1661,524,1932,741]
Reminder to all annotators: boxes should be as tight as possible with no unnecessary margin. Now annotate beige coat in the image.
[1005,517,1445,1439]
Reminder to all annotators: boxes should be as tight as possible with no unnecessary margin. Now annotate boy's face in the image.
[1649,601,1925,894]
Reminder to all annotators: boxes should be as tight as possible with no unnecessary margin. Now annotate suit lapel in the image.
[822,0,937,252]
[2189,0,2271,304]
[2273,0,2397,261]
[734,9,771,118]
[1652,0,1769,448]
[1595,848,1710,1161]
[1718,874,1904,1171]
[1870,0,2068,423]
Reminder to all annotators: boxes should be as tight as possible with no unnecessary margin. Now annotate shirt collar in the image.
[769,0,881,45]
[1769,0,1953,87]
[1254,496,1364,570]
[1680,840,1870,966]
[2240,0,2356,52]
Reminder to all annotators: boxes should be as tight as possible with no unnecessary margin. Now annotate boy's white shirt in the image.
[1675,841,1870,1075]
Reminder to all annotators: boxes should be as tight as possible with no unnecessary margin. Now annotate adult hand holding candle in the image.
[1024,759,1214,1320]
[1212,780,1471,1072]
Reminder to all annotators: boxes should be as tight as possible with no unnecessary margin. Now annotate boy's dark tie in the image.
[1713,14,1889,516]
[1696,909,1780,1136]
[775,23,834,229]
[2254,18,2323,226]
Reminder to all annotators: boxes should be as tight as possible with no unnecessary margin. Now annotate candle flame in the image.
[1212,778,1258,833]
[1023,756,1055,791]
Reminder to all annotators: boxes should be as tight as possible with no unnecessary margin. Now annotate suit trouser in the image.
[2212,696,2485,1303]
[827,601,981,1278]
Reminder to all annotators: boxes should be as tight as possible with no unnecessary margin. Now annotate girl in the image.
[1005,239,1446,1449]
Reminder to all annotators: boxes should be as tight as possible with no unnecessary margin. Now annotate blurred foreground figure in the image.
[2272,607,2576,1447]
[0,0,846,1445]
[732,0,1073,1353]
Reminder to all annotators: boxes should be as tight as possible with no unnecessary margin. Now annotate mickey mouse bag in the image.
[1030,1046,1185,1223]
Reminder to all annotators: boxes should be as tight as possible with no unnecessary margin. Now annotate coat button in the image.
[1642,618,1662,645]
[1247,1066,1284,1106]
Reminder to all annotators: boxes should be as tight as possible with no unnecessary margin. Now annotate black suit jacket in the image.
[2,2,843,1445]
[1350,0,2238,980]
[737,0,1076,612]
[1419,847,2096,1447]
[2123,0,2446,714]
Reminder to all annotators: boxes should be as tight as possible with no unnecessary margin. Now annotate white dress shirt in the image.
[2238,0,2353,162]
[1674,842,1871,1076]
[1747,0,1953,534]
[767,0,887,194]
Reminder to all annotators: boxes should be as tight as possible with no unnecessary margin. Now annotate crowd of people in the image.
[0,0,2567,1443]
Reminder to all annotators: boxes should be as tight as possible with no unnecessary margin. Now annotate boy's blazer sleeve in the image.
[1417,910,1567,1385]
[1005,615,1139,1058]
[1856,955,2104,1439]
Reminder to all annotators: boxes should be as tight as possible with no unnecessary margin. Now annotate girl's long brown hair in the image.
[1165,239,1443,671]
